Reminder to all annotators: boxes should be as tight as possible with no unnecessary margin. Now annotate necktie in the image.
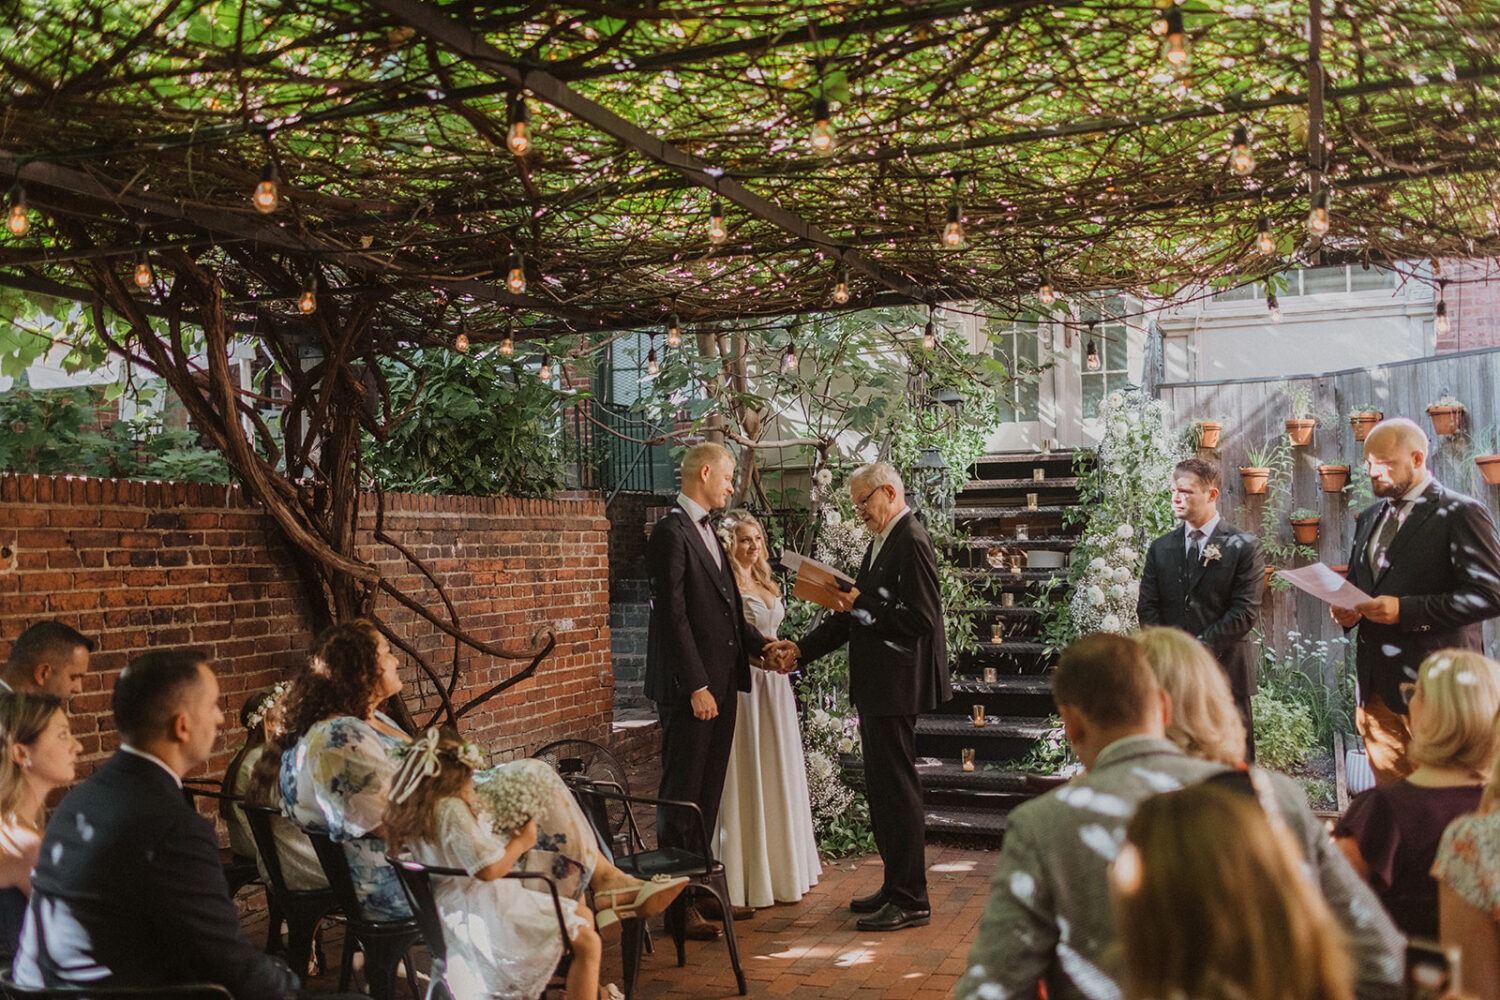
[1369,500,1406,573]
[1187,528,1205,563]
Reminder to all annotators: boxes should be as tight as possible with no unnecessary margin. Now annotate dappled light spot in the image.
[1129,767,1183,793]
[74,814,94,842]
[975,982,1011,1000]
[1429,655,1455,676]
[1078,823,1123,861]
[1009,870,1037,904]
[1058,942,1124,1000]
[1381,643,1404,657]
[933,859,978,873]
[1056,785,1131,816]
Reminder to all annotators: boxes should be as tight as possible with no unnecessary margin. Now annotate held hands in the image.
[764,639,801,674]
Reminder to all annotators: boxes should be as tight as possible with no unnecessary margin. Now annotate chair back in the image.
[386,859,454,1000]
[240,804,295,896]
[304,830,375,925]
[0,970,232,999]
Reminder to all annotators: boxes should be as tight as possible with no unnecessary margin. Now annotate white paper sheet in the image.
[1274,562,1373,610]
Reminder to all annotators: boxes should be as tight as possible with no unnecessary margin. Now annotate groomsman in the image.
[1138,458,1265,760]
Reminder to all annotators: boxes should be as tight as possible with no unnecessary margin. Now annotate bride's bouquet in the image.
[473,759,555,835]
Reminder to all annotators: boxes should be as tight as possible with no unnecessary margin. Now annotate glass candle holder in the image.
[983,667,998,684]
[1001,592,1016,608]
[972,704,987,727]
[1015,523,1029,541]
[1033,468,1046,482]
[990,625,1004,646]
[1026,492,1039,511]
[1011,555,1023,576]
[961,748,976,772]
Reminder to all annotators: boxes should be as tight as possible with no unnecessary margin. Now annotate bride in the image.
[714,510,822,908]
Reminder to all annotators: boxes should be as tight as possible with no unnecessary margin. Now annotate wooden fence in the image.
[1156,345,1500,658]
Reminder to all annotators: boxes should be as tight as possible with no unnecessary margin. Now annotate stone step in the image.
[954,504,1073,521]
[962,476,1081,491]
[916,713,1056,759]
[923,805,1012,837]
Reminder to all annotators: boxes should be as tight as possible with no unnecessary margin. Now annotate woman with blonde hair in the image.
[1433,700,1500,999]
[1112,782,1354,1000]
[1335,648,1500,938]
[1136,626,1247,767]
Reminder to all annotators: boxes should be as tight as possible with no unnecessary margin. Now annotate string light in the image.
[666,312,681,349]
[454,331,470,353]
[1229,126,1255,176]
[252,158,279,214]
[500,332,514,356]
[832,266,850,304]
[1266,292,1282,323]
[506,251,526,295]
[538,352,552,381]
[507,96,531,156]
[1255,214,1275,255]
[942,199,964,248]
[1435,281,1451,336]
[1307,189,1331,236]
[810,95,835,154]
[782,339,798,372]
[298,276,317,314]
[1085,338,1101,371]
[923,320,937,351]
[6,185,29,237]
[709,199,727,244]
[1162,8,1189,69]
[133,249,153,288]
[646,346,660,376]
[1038,276,1056,307]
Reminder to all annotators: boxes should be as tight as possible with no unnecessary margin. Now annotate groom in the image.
[781,462,950,931]
[1137,457,1265,760]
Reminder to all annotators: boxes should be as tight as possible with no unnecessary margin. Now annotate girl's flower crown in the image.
[246,680,291,730]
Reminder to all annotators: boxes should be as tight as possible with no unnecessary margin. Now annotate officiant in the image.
[1137,458,1265,761]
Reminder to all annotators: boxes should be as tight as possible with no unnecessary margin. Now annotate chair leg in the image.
[402,949,419,1000]
[665,896,687,967]
[338,931,356,991]
[286,910,320,979]
[264,896,284,955]
[621,916,646,999]
[706,881,748,996]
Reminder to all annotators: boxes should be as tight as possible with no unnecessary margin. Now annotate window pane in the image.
[1301,266,1349,295]
[1349,265,1399,292]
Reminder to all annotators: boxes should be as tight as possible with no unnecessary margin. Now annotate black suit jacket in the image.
[644,507,768,706]
[14,751,298,1000]
[798,511,952,716]
[1343,479,1500,711]
[1137,519,1266,696]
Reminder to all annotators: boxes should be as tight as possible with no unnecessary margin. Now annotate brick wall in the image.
[0,473,613,784]
[1440,258,1500,353]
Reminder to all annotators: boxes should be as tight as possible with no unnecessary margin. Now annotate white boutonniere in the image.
[1201,544,1223,565]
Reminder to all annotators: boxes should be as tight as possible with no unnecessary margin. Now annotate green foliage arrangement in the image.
[1250,692,1317,771]
[1255,438,1317,583]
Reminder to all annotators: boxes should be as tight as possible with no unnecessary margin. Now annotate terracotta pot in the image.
[1290,517,1321,545]
[1239,467,1271,495]
[1477,454,1500,486]
[1263,565,1276,591]
[1317,464,1350,493]
[1350,412,1382,441]
[1285,418,1316,446]
[1196,421,1223,450]
[1427,405,1464,436]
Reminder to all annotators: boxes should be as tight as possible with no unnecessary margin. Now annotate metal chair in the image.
[178,780,262,898]
[241,803,339,978]
[563,777,746,997]
[0,971,232,999]
[305,831,424,1000]
[386,857,574,1000]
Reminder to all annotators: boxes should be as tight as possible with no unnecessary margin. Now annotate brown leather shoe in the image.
[697,897,754,922]
[682,907,723,941]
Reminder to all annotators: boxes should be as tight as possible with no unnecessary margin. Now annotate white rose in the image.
[1101,613,1122,632]
[825,510,842,527]
[815,468,833,487]
[1113,566,1132,584]
[1108,391,1123,407]
[1111,419,1128,436]
[1108,584,1124,600]
[837,737,854,753]
[1116,545,1135,562]
[1090,556,1108,571]
[1087,585,1106,607]
[1116,524,1133,538]
[1127,579,1140,600]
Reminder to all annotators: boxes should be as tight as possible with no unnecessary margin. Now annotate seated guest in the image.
[0,621,93,701]
[1335,648,1500,938]
[1433,707,1500,998]
[956,632,1404,1000]
[231,685,327,892]
[1112,783,1354,1000]
[0,692,80,954]
[13,649,299,999]
[1137,626,1246,767]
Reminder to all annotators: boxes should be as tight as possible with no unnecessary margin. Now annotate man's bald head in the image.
[1364,417,1428,458]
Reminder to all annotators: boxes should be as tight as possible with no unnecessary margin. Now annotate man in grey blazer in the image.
[955,632,1403,1000]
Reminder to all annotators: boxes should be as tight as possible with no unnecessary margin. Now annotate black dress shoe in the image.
[856,901,931,932]
[849,889,889,913]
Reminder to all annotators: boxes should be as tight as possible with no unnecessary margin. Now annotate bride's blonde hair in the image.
[721,509,776,593]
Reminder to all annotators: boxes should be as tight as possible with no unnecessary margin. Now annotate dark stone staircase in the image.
[842,449,1090,838]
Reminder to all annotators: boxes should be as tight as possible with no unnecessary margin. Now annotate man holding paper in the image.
[1333,418,1500,785]
[779,462,950,932]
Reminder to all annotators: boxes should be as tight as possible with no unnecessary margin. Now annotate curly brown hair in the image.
[382,727,476,853]
[276,619,387,745]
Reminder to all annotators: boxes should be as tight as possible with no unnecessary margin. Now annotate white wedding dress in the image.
[714,593,822,907]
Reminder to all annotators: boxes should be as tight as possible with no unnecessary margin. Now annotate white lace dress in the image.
[714,593,822,907]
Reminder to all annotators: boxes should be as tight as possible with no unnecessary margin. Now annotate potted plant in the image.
[1284,382,1317,446]
[1317,463,1351,493]
[1189,418,1224,450]
[1239,440,1277,495]
[1426,394,1465,436]
[1469,425,1500,486]
[1347,405,1383,442]
[1289,507,1321,545]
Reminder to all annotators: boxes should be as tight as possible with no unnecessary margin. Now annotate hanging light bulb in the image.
[1162,8,1189,69]
[923,321,937,351]
[1255,214,1275,255]
[1038,276,1056,307]
[132,249,153,289]
[500,332,514,356]
[298,276,317,314]
[1229,125,1256,176]
[454,331,470,353]
[507,96,531,156]
[1307,189,1331,236]
[1266,292,1282,323]
[810,95,835,154]
[832,266,850,305]
[666,313,682,349]
[1435,299,1450,336]
[252,158,279,214]
[506,251,526,295]
[1085,339,1101,371]
[6,185,29,237]
[646,346,660,376]
[539,352,552,381]
[942,200,964,248]
[708,199,727,244]
[782,340,798,372]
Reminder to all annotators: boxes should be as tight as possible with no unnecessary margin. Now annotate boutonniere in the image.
[1201,544,1223,565]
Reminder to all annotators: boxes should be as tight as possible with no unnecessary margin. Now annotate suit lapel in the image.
[1375,482,1440,586]
[676,509,734,604]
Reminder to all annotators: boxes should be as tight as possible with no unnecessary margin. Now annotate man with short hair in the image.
[784,462,950,931]
[1,621,94,701]
[955,632,1403,1000]
[15,649,299,1000]
[1334,417,1500,784]
[1137,457,1264,759]
[645,441,772,936]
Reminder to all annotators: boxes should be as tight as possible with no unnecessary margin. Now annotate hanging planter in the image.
[1318,464,1351,493]
[1194,420,1223,450]
[1349,410,1382,441]
[1239,467,1271,495]
[1289,510,1321,545]
[1427,397,1465,436]
[1476,455,1500,486]
[1285,418,1316,446]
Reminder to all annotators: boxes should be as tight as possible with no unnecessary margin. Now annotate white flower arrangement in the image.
[801,707,861,834]
[473,760,555,835]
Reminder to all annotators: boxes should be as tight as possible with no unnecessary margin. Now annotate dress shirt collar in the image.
[119,744,183,787]
[1398,473,1433,506]
[876,505,911,545]
[676,492,712,525]
[1090,733,1185,772]
[1185,513,1221,547]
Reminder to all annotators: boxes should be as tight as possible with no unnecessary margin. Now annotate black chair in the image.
[179,780,262,898]
[0,971,232,999]
[386,857,574,1000]
[563,777,746,997]
[305,831,423,1000]
[241,803,339,978]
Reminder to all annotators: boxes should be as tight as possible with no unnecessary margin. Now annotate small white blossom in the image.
[1087,585,1106,606]
[814,468,833,488]
[1100,613,1122,632]
[1116,524,1133,539]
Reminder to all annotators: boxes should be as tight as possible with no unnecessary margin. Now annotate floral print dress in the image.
[1433,811,1500,920]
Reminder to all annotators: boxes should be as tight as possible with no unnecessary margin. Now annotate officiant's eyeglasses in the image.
[853,485,889,511]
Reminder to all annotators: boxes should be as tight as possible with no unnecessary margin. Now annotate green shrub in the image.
[1252,689,1317,771]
